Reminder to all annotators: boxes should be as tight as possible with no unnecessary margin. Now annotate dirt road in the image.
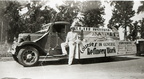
[0,55,144,79]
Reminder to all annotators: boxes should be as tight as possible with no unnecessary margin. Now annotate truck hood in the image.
[18,33,44,42]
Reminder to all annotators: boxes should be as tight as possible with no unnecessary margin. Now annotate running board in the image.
[40,55,68,59]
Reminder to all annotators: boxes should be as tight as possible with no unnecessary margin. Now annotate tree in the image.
[128,21,140,41]
[81,1,105,27]
[137,1,144,39]
[62,1,105,27]
[137,1,144,13]
[3,1,79,43]
[4,1,22,43]
[56,2,79,23]
[139,18,144,38]
[0,1,9,42]
[4,1,46,42]
[3,1,105,43]
[108,1,135,40]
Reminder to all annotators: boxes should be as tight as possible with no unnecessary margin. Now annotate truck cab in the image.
[9,21,71,67]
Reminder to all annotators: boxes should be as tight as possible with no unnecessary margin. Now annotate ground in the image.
[0,55,144,79]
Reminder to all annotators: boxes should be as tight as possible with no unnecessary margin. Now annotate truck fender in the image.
[16,41,46,55]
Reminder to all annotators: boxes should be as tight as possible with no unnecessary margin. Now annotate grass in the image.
[0,42,12,57]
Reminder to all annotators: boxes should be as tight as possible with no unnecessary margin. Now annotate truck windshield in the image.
[36,23,51,33]
[53,24,65,33]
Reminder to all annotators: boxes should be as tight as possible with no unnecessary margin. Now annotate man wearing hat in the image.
[61,26,78,65]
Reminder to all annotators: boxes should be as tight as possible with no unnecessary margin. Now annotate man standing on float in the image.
[61,26,78,65]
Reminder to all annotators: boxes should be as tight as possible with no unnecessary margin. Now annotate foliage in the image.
[58,1,105,27]
[129,19,144,40]
[4,1,49,42]
[137,2,144,39]
[137,1,144,13]
[4,1,21,42]
[128,21,139,41]
[56,1,79,23]
[81,1,105,27]
[108,1,135,40]
[139,18,144,38]
[0,1,9,42]
[4,1,105,43]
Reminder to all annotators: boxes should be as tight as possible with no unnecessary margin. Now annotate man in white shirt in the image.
[61,27,78,65]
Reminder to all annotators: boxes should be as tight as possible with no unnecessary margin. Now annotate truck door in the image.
[52,24,66,48]
[46,23,70,55]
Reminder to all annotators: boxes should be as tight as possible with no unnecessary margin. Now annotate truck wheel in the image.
[17,46,39,67]
[12,55,19,63]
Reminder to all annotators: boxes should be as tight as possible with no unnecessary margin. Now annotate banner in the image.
[117,41,136,55]
[78,37,117,58]
[74,27,136,59]
[75,27,119,41]
[77,39,136,58]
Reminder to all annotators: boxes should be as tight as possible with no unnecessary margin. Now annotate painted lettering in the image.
[99,43,102,46]
[82,42,97,51]
[75,27,113,32]
[87,48,106,55]
[103,43,115,46]
[92,32,116,37]
[119,42,132,44]
[107,47,116,53]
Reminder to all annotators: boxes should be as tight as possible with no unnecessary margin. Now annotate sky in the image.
[132,1,143,21]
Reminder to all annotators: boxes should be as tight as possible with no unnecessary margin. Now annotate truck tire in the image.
[12,55,20,63]
[17,46,39,67]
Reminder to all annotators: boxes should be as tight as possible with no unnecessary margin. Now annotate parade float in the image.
[8,21,137,67]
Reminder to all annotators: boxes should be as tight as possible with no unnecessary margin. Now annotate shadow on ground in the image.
[37,56,139,66]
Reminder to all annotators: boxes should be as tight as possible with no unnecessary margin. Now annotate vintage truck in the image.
[8,21,137,67]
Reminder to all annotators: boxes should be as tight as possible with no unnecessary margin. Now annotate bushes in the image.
[0,42,12,57]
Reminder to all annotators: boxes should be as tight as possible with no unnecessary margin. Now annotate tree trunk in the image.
[124,18,127,41]
[124,25,127,41]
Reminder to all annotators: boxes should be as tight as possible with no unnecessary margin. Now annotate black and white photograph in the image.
[0,0,144,79]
